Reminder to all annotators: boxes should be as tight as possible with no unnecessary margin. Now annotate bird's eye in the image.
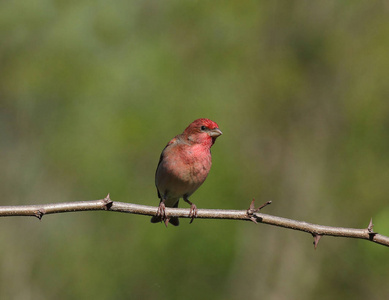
[200,125,207,131]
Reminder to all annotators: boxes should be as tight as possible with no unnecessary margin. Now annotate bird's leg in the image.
[183,196,197,224]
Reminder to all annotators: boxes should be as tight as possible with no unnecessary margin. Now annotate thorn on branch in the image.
[367,218,374,232]
[258,200,272,211]
[312,233,322,250]
[367,218,377,240]
[247,199,258,224]
[246,199,272,224]
[103,193,113,210]
[34,208,46,220]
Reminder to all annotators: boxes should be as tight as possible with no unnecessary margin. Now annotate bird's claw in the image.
[157,202,171,227]
[189,204,198,224]
[156,201,167,220]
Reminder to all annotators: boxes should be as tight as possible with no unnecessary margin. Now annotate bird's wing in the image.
[155,137,177,199]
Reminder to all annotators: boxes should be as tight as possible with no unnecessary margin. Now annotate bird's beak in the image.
[208,128,223,137]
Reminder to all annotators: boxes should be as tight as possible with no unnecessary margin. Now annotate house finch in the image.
[151,118,222,226]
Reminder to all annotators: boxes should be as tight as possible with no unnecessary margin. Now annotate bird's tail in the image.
[150,215,161,223]
[150,215,180,226]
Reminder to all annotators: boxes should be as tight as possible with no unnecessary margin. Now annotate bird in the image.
[151,118,222,226]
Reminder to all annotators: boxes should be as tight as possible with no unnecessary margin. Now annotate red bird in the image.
[151,118,222,226]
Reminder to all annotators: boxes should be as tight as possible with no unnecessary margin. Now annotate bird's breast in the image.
[171,147,212,184]
[156,144,212,198]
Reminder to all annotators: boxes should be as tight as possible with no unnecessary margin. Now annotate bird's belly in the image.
[157,157,211,199]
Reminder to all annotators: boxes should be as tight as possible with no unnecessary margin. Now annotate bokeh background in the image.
[1,1,389,299]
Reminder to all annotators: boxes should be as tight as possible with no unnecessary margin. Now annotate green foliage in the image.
[1,1,389,299]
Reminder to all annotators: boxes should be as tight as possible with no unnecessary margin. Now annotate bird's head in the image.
[182,118,222,146]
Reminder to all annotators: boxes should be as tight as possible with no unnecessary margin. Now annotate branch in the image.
[1,195,388,248]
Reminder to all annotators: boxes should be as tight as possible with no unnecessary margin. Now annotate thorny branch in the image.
[0,194,388,248]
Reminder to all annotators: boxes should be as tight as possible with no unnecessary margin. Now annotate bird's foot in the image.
[151,200,174,227]
[189,204,198,224]
[156,201,166,218]
[156,201,169,227]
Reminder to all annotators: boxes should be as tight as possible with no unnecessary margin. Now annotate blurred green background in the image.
[1,1,389,299]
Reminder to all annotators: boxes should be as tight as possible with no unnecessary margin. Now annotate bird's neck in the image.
[185,135,213,148]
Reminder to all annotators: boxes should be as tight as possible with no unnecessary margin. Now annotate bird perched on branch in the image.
[151,118,222,226]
